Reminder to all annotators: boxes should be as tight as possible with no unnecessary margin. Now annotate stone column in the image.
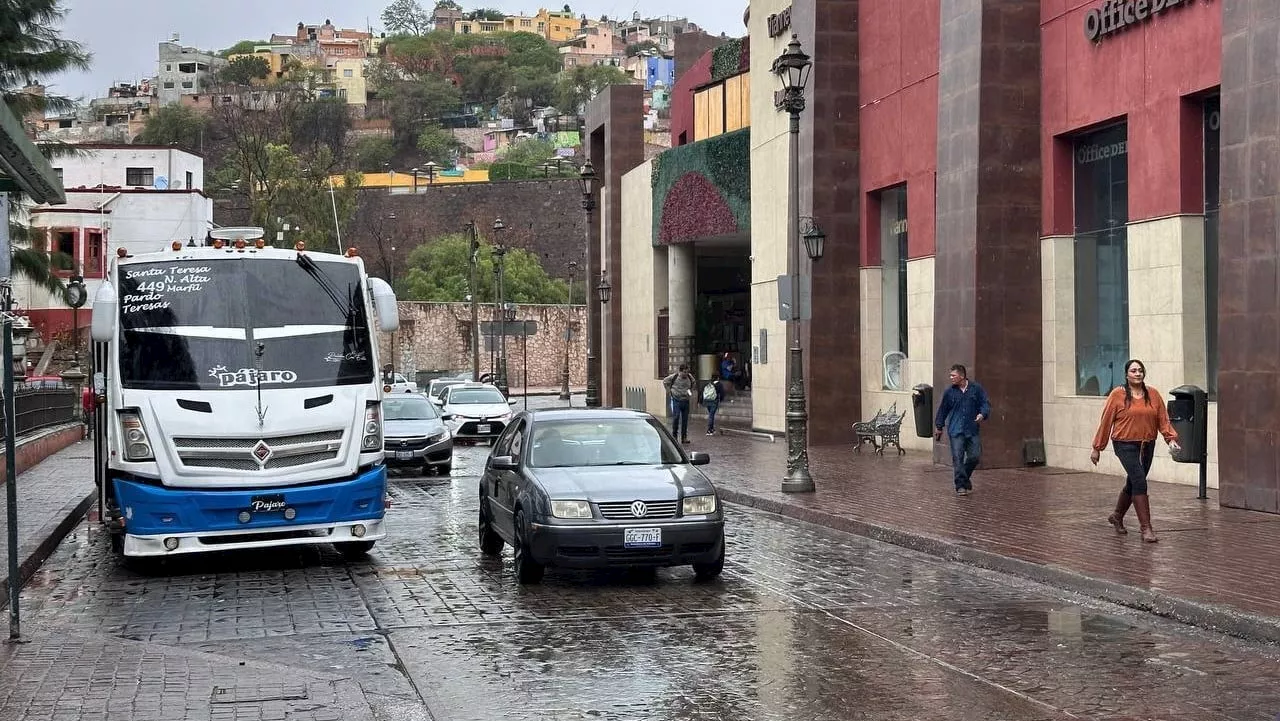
[1217,0,1280,512]
[668,243,696,375]
[932,0,1043,468]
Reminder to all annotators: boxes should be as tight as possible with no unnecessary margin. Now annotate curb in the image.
[0,488,95,611]
[719,488,1280,645]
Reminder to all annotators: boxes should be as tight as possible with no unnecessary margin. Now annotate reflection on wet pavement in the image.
[14,399,1280,721]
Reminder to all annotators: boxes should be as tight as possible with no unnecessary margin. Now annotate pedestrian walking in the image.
[700,373,725,436]
[662,364,696,443]
[933,364,990,496]
[1090,358,1180,543]
[81,386,94,438]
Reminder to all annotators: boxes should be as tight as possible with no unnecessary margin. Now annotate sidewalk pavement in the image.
[694,432,1280,644]
[0,439,95,611]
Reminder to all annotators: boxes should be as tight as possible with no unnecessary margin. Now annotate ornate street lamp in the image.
[560,260,578,402]
[596,269,612,305]
[579,160,602,408]
[423,160,439,185]
[774,34,818,494]
[492,218,509,396]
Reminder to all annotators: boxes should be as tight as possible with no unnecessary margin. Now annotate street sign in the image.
[776,274,811,321]
[480,321,538,337]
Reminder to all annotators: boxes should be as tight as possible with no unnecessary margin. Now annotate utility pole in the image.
[0,193,18,639]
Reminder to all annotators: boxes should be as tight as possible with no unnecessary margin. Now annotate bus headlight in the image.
[362,402,382,451]
[119,410,154,461]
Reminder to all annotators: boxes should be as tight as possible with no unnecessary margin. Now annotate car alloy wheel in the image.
[478,496,504,556]
[513,510,544,585]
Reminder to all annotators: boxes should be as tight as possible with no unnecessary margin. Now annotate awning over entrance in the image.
[0,101,64,204]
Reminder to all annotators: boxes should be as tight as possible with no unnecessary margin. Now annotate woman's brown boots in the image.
[1107,491,1131,535]
[1132,494,1158,543]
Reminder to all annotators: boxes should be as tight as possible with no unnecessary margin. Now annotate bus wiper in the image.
[296,253,348,316]
[254,341,268,427]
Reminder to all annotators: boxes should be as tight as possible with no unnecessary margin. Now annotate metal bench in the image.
[853,403,895,453]
[875,409,906,455]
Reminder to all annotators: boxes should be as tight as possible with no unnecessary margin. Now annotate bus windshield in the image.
[117,257,374,390]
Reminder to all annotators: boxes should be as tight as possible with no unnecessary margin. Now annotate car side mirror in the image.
[431,397,443,405]
[369,277,399,333]
[508,398,517,405]
[491,455,518,471]
[688,452,711,466]
[90,282,117,342]
[441,413,453,421]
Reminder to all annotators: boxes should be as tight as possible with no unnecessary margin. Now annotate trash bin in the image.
[911,383,933,438]
[1167,385,1208,463]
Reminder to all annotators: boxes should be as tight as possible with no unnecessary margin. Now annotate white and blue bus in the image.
[89,229,399,558]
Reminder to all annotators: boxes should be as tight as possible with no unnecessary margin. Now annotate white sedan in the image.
[434,383,515,442]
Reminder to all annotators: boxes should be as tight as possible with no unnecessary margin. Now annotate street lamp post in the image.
[579,160,601,408]
[424,161,439,186]
[465,220,480,379]
[559,260,577,402]
[774,34,819,494]
[492,218,509,396]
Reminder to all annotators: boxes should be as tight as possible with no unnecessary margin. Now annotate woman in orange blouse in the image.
[1090,359,1180,543]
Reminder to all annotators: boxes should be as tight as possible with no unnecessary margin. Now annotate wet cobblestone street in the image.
[6,400,1280,720]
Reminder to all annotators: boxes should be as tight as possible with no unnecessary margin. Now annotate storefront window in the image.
[878,184,909,364]
[1204,96,1220,399]
[1073,124,1129,396]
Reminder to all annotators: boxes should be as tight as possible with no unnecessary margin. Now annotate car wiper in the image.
[296,253,350,317]
[605,461,657,466]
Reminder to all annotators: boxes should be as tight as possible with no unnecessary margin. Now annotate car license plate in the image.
[395,450,413,461]
[249,493,286,513]
[624,527,662,548]
[477,424,491,434]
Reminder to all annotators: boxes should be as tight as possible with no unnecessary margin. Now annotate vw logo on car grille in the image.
[630,500,648,518]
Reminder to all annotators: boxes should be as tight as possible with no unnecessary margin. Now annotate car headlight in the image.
[550,500,593,519]
[118,409,154,461]
[428,431,449,443]
[682,495,718,515]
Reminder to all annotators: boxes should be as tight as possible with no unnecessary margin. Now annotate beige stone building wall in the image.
[619,160,671,416]
[1041,218,1218,488]
[859,258,935,451]
[747,0,795,434]
[380,302,587,389]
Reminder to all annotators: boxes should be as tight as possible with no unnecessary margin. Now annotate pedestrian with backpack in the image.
[700,373,725,435]
[662,364,696,443]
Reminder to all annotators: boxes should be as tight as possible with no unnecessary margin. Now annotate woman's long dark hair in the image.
[1123,358,1150,408]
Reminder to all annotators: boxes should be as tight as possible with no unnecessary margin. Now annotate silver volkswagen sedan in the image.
[477,408,725,584]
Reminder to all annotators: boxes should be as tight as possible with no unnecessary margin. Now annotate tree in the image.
[434,0,461,10]
[136,104,209,155]
[293,97,352,166]
[553,64,633,114]
[254,144,361,253]
[0,0,89,294]
[219,55,271,86]
[220,40,269,58]
[416,125,461,164]
[353,136,395,172]
[0,0,91,116]
[383,76,461,151]
[466,8,506,20]
[382,0,431,35]
[401,234,569,304]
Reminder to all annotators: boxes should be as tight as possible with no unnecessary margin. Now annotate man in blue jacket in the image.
[933,364,991,496]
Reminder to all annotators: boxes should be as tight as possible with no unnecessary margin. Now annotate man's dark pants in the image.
[948,433,981,490]
[671,399,690,440]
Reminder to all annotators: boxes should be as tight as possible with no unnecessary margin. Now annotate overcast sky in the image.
[50,0,744,101]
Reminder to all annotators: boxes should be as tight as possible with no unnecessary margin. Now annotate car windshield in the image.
[449,388,506,404]
[117,257,373,390]
[527,418,685,468]
[383,396,438,421]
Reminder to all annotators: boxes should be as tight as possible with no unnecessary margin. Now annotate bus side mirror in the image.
[90,282,117,342]
[369,277,399,333]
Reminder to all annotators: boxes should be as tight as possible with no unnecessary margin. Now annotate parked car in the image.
[383,394,452,475]
[382,371,418,394]
[427,377,467,401]
[477,408,725,584]
[435,383,515,442]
